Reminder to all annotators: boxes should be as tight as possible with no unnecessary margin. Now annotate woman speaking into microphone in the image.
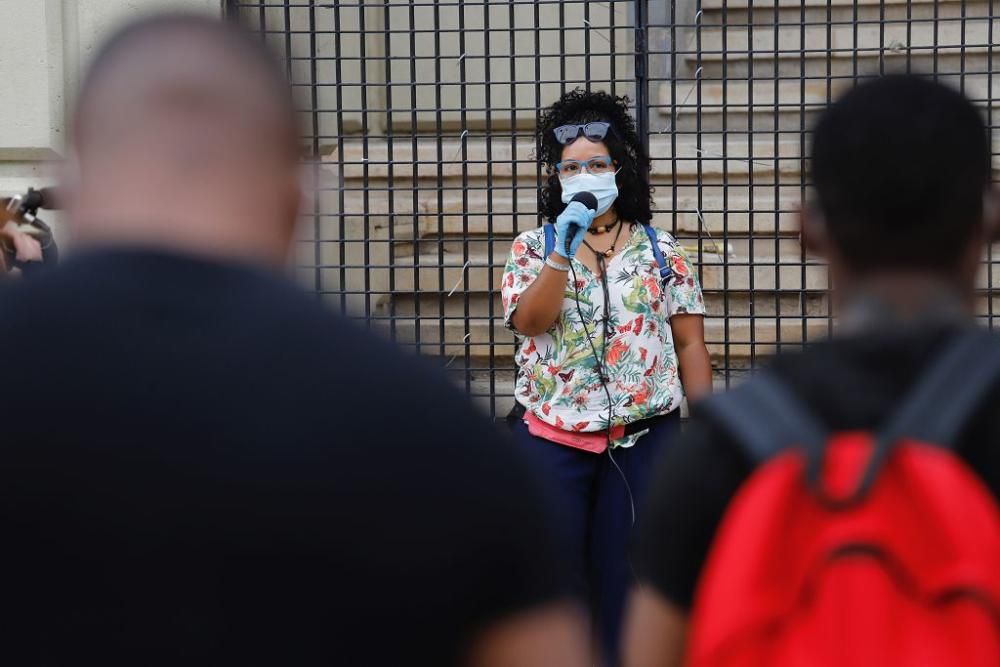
[501,89,712,663]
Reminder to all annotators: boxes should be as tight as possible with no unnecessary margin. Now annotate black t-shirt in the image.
[0,249,567,666]
[636,324,1000,611]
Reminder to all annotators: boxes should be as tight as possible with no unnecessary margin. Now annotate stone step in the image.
[372,310,832,361]
[300,214,805,317]
[702,0,965,5]
[313,243,1000,294]
[697,0,980,15]
[388,289,830,321]
[693,0,989,30]
[404,234,739,263]
[381,244,824,294]
[345,288,1000,363]
[686,18,993,63]
[658,74,999,131]
[677,16,996,79]
[400,234,757,266]
[310,249,1000,320]
[328,192,806,241]
[326,136,807,184]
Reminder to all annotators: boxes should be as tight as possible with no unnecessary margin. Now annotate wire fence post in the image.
[633,0,651,156]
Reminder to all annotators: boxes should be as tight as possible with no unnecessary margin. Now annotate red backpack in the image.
[687,330,1000,667]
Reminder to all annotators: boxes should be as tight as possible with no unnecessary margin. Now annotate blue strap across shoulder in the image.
[542,222,672,285]
[642,223,673,286]
[543,223,556,259]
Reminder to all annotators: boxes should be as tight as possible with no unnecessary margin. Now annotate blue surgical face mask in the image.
[560,171,619,216]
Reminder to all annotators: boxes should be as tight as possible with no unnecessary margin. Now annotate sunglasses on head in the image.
[553,121,615,145]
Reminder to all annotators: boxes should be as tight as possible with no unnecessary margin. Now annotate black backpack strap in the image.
[881,327,1000,447]
[697,372,828,465]
[841,328,1000,504]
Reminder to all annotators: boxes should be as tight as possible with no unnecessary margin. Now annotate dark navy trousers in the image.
[509,412,679,666]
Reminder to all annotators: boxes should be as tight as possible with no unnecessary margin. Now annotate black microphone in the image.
[565,191,598,257]
[21,187,62,212]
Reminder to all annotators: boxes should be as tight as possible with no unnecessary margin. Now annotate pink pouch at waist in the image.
[523,412,624,455]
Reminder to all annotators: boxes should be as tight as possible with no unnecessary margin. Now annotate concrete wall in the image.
[0,0,222,238]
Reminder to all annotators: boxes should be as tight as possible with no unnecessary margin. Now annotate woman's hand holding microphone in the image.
[553,200,596,261]
[512,200,595,336]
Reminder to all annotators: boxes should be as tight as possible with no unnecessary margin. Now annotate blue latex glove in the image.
[553,201,596,259]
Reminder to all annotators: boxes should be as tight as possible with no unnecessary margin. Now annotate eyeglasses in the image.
[553,121,615,145]
[555,155,614,178]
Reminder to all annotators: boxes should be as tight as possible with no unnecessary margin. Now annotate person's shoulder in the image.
[644,225,681,249]
[505,228,548,271]
[512,227,546,251]
[647,225,678,243]
[0,258,93,329]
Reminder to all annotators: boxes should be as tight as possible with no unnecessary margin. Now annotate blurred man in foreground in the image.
[625,75,1000,666]
[0,15,586,667]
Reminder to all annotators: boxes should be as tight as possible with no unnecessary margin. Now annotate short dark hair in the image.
[537,89,653,224]
[76,13,297,144]
[810,74,992,273]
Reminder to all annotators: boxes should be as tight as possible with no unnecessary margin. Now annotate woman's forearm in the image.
[670,314,713,403]
[511,253,570,336]
[677,342,713,403]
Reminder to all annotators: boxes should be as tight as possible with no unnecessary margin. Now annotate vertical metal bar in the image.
[720,0,731,382]
[932,0,940,81]
[358,5,372,322]
[482,0,496,419]
[558,0,567,94]
[609,0,618,97]
[500,3,516,418]
[878,0,886,75]
[820,0,832,347]
[668,0,678,244]
[694,0,707,384]
[282,3,292,81]
[529,0,543,418]
[382,1,397,343]
[584,0,592,91]
[432,0,445,360]
[775,0,788,358]
[409,0,422,355]
[905,0,913,74]
[634,0,650,156]
[747,0,757,369]
[959,0,968,98]
[307,3,322,304]
[989,0,997,330]
[457,0,471,397]
[330,2,346,314]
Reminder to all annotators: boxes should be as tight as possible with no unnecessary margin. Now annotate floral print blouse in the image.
[502,224,706,448]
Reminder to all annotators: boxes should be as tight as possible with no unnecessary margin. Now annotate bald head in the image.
[67,14,303,266]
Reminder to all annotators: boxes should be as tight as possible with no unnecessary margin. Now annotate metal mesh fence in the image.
[226,0,998,420]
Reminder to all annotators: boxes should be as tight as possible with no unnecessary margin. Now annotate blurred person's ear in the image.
[983,187,1000,243]
[798,203,830,261]
[56,156,83,230]
[273,161,304,261]
[284,165,304,231]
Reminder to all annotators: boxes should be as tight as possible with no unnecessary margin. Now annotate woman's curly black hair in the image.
[537,89,653,224]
